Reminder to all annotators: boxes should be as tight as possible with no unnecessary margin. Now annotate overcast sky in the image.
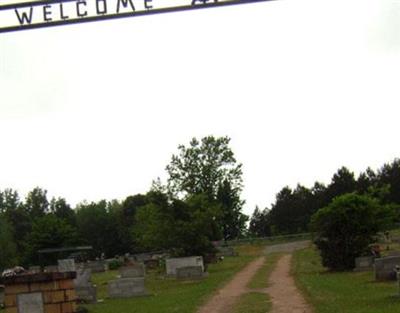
[0,0,399,216]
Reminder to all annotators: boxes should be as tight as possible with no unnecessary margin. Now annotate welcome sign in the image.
[0,0,272,33]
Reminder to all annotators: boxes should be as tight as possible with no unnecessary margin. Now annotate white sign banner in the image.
[0,0,272,33]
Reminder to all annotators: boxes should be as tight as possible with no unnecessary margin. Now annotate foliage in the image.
[216,180,248,240]
[0,214,18,270]
[24,187,49,218]
[135,192,219,257]
[75,200,122,258]
[310,193,394,271]
[26,214,78,265]
[108,259,123,270]
[166,136,243,199]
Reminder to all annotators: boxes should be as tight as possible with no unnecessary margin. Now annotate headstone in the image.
[354,256,374,272]
[216,246,238,257]
[165,256,204,276]
[120,264,145,278]
[43,265,58,273]
[108,278,146,298]
[29,266,41,274]
[144,259,159,270]
[58,259,76,273]
[16,292,44,313]
[375,256,400,281]
[388,251,400,257]
[74,268,97,303]
[85,260,105,273]
[176,266,205,280]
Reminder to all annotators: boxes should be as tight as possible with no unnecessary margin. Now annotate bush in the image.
[108,259,123,270]
[311,193,394,271]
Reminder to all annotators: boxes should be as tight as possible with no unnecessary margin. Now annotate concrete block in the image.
[374,256,400,281]
[165,256,204,276]
[16,292,44,313]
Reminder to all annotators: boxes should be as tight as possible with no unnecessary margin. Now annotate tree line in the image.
[0,136,248,271]
[249,160,400,237]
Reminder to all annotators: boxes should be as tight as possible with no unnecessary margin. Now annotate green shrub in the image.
[108,259,123,270]
[311,193,394,271]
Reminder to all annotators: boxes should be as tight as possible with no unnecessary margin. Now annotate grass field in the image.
[83,245,262,313]
[293,247,400,313]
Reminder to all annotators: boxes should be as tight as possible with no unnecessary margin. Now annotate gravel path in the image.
[197,240,312,313]
[266,254,313,313]
[196,257,265,313]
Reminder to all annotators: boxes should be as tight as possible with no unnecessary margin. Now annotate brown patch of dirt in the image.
[266,254,313,313]
[196,257,265,313]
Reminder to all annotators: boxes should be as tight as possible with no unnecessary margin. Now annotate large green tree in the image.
[311,193,394,271]
[166,136,243,199]
[0,214,18,270]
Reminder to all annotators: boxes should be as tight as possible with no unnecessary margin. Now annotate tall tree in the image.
[50,197,76,225]
[166,136,243,199]
[326,167,356,202]
[216,180,247,240]
[0,214,18,270]
[24,187,49,218]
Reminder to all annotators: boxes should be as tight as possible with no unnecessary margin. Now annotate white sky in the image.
[0,0,399,216]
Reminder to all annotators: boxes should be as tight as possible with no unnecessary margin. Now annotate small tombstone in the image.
[388,251,400,257]
[108,278,146,298]
[43,265,58,273]
[216,246,238,257]
[74,268,97,303]
[29,266,41,274]
[119,264,145,278]
[58,259,76,273]
[166,256,204,276]
[375,256,400,281]
[85,260,105,273]
[176,266,205,280]
[354,256,374,272]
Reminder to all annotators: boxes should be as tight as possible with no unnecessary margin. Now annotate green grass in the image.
[293,247,400,313]
[84,251,256,313]
[233,292,271,313]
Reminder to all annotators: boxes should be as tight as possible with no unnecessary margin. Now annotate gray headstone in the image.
[354,256,374,272]
[176,266,204,280]
[374,256,400,281]
[44,265,58,273]
[17,292,44,313]
[216,246,238,257]
[58,259,76,272]
[74,268,92,287]
[119,264,145,278]
[75,285,97,303]
[85,261,105,273]
[29,266,41,274]
[165,256,204,276]
[388,251,400,257]
[108,278,146,298]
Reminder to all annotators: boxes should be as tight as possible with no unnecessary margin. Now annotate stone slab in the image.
[216,246,238,257]
[176,266,205,280]
[58,259,76,273]
[374,256,400,281]
[120,264,145,278]
[85,261,105,273]
[17,292,44,313]
[108,278,146,298]
[165,256,204,276]
[75,285,97,303]
[29,266,41,274]
[354,256,374,272]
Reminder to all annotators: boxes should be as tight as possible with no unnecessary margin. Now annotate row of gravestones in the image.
[355,255,400,281]
[0,255,209,308]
